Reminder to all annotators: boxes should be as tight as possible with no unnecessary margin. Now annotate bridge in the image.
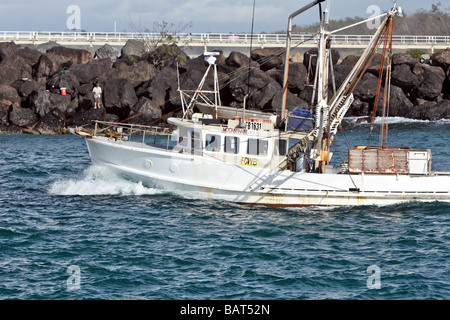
[2,31,449,53]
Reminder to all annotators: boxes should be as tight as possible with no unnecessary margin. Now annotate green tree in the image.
[129,19,193,69]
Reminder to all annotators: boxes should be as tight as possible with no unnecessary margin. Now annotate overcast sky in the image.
[0,0,439,33]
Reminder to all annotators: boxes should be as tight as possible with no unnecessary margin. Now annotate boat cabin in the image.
[168,115,308,171]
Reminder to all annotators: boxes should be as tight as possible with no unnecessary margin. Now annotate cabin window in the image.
[225,136,239,154]
[205,134,221,152]
[247,138,269,156]
[274,139,288,156]
[178,128,189,147]
[191,130,202,153]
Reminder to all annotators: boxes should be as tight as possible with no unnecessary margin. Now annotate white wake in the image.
[49,165,163,196]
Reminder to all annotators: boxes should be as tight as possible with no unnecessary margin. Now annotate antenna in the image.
[326,0,331,24]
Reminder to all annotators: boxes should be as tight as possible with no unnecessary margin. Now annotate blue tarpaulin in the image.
[287,107,314,132]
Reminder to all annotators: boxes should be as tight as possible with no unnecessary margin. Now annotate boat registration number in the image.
[241,157,258,167]
[245,121,262,131]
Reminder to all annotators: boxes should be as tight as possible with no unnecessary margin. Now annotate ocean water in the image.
[0,119,449,301]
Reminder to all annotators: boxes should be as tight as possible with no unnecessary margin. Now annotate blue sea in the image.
[0,118,449,302]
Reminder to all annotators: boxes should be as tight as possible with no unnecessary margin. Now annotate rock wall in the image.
[0,40,449,134]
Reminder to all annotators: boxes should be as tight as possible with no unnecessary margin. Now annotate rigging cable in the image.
[247,0,256,97]
[92,30,319,130]
[368,18,392,146]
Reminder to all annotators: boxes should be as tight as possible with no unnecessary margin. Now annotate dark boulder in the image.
[0,96,12,125]
[11,79,43,102]
[34,53,73,81]
[178,54,210,76]
[391,63,420,92]
[445,66,450,98]
[392,53,418,67]
[138,66,177,112]
[0,56,33,85]
[128,97,162,124]
[366,53,387,77]
[103,78,138,119]
[298,86,314,104]
[227,67,288,111]
[47,46,92,64]
[265,67,283,85]
[339,55,360,68]
[353,73,380,101]
[298,84,333,106]
[47,71,80,96]
[29,86,72,117]
[349,99,370,117]
[412,63,446,100]
[77,95,95,112]
[283,62,307,93]
[177,65,209,92]
[331,64,353,89]
[251,47,285,71]
[404,100,435,120]
[121,39,146,59]
[271,91,309,113]
[431,48,450,72]
[77,83,95,97]
[0,42,18,62]
[104,59,156,87]
[34,108,66,134]
[303,48,340,74]
[375,85,413,117]
[405,99,450,120]
[36,41,59,54]
[16,47,42,67]
[69,58,111,84]
[0,123,22,133]
[0,107,9,126]
[0,84,21,108]
[413,72,444,100]
[228,67,269,103]
[225,51,259,69]
[68,107,119,127]
[252,80,282,111]
[433,99,450,119]
[8,105,38,127]
[412,63,446,83]
[95,44,119,60]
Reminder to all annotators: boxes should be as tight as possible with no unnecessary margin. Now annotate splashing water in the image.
[49,165,162,196]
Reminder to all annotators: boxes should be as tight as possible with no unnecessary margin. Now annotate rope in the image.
[379,18,394,148]
[367,18,391,146]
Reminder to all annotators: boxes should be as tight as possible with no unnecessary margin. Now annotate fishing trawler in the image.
[74,1,450,206]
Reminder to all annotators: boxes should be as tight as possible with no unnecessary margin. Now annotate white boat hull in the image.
[86,137,450,207]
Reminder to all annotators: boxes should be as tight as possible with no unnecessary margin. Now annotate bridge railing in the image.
[1,31,450,46]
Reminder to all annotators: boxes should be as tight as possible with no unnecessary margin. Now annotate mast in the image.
[309,6,402,172]
[179,49,221,119]
[312,10,332,172]
[281,0,326,123]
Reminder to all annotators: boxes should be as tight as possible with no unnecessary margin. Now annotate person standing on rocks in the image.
[93,83,102,109]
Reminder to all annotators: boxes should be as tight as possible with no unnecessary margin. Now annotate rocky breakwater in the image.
[0,40,449,135]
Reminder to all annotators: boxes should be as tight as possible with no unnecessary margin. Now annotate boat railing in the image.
[92,120,175,150]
